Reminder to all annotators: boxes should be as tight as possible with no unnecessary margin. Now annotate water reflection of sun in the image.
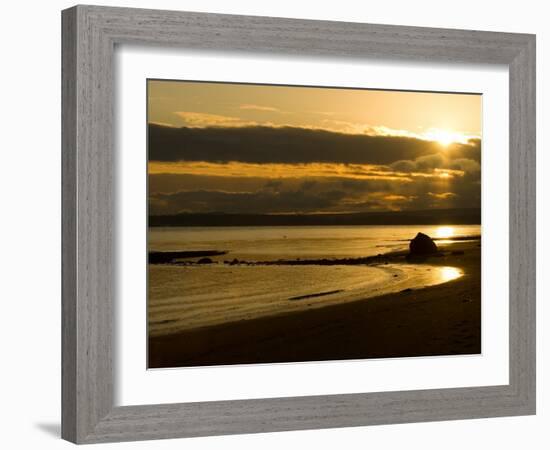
[439,266,462,282]
[435,226,454,239]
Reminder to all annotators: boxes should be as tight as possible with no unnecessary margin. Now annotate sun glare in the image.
[424,129,464,147]
[435,226,455,238]
[439,266,462,282]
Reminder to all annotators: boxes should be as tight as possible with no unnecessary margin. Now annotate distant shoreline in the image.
[149,208,481,227]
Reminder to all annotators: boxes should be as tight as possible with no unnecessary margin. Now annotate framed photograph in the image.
[62,5,536,444]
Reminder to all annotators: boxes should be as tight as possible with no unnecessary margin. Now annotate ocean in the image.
[148,225,480,336]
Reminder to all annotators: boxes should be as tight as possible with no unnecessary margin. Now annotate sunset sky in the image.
[148,80,482,216]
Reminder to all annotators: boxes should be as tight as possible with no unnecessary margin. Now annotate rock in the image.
[409,232,438,256]
[197,257,213,264]
[229,258,239,265]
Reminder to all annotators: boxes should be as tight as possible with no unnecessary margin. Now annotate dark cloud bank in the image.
[149,123,481,165]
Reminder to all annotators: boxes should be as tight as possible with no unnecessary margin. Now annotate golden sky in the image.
[149,80,481,142]
[147,80,482,216]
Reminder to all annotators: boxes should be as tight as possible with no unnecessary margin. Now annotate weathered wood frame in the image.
[61,5,536,444]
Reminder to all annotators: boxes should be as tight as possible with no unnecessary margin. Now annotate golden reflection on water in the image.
[438,266,462,282]
[435,226,455,239]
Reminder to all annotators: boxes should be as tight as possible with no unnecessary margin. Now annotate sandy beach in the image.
[148,239,481,368]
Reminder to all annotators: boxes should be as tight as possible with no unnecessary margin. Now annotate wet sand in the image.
[148,240,481,368]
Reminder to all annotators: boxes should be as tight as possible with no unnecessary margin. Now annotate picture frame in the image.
[61,4,536,444]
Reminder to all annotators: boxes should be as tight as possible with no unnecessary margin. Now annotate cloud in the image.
[149,121,177,128]
[263,179,284,191]
[149,123,480,165]
[149,173,407,199]
[149,189,348,215]
[448,158,481,173]
[428,192,457,200]
[240,104,282,112]
[389,160,416,172]
[147,124,482,215]
[173,112,264,128]
[148,161,415,182]
[384,194,415,202]
[319,120,479,144]
[390,153,480,176]
[148,169,480,215]
[147,164,481,215]
[391,153,445,172]
[321,119,367,134]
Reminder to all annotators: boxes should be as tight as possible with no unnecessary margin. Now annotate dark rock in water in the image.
[229,258,239,265]
[409,232,438,256]
[197,257,213,264]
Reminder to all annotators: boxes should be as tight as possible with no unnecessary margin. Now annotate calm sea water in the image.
[148,225,480,336]
[148,225,480,260]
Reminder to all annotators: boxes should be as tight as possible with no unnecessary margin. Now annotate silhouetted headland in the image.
[148,250,227,264]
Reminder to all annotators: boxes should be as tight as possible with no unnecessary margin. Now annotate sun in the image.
[429,130,456,147]
[424,128,464,147]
